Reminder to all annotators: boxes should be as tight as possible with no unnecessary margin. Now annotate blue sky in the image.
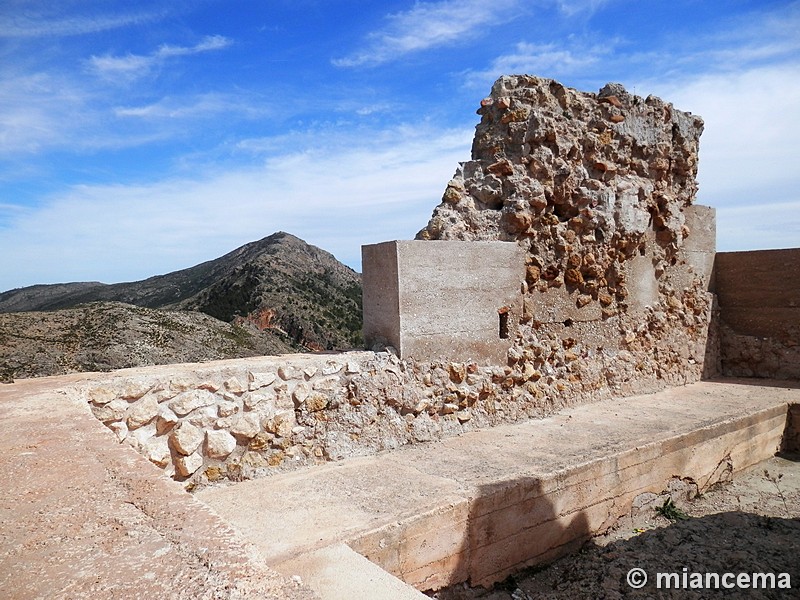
[1,0,798,291]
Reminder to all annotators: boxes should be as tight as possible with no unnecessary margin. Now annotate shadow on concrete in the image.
[419,477,591,596]
[435,511,800,599]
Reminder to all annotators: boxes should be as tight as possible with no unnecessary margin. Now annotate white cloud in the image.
[463,40,613,88]
[333,0,521,67]
[114,92,265,120]
[0,125,473,290]
[89,35,232,82]
[555,0,610,17]
[0,6,164,38]
[641,62,800,253]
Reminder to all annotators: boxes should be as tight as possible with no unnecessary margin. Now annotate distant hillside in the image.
[0,232,363,352]
[0,302,297,380]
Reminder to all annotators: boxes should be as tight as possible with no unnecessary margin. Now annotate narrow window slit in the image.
[498,306,510,339]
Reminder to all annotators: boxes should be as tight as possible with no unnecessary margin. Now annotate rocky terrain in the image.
[0,232,362,379]
[0,302,296,380]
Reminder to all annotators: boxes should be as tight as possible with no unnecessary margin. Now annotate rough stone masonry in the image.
[418,74,716,397]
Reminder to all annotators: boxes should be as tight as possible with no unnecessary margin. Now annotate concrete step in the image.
[197,378,800,592]
[277,543,429,600]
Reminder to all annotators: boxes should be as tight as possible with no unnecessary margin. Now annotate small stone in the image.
[442,403,458,415]
[599,292,614,306]
[243,391,271,410]
[263,410,295,438]
[449,362,466,384]
[91,399,129,423]
[322,362,343,375]
[197,381,220,393]
[313,375,341,391]
[576,294,593,308]
[217,401,238,418]
[170,422,204,456]
[248,371,277,390]
[143,437,171,468]
[205,466,225,482]
[278,366,302,381]
[303,366,318,379]
[223,377,246,394]
[175,452,203,478]
[565,268,584,286]
[292,383,311,405]
[345,362,361,375]
[249,432,273,451]
[609,114,625,123]
[456,410,472,423]
[169,390,217,417]
[87,386,118,405]
[304,391,328,412]
[206,430,237,459]
[155,406,179,435]
[126,395,160,430]
[526,265,541,284]
[109,421,128,442]
[229,413,260,440]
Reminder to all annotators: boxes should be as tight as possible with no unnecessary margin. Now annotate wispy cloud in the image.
[555,0,610,17]
[463,39,614,88]
[113,91,264,121]
[0,5,164,38]
[333,0,521,67]
[0,125,473,289]
[89,35,232,82]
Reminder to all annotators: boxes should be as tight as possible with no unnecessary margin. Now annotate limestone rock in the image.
[175,452,204,478]
[142,436,171,468]
[248,371,277,390]
[229,413,261,440]
[126,395,160,430]
[205,430,237,459]
[223,376,246,394]
[168,389,217,417]
[91,398,129,423]
[170,422,204,456]
[156,406,179,435]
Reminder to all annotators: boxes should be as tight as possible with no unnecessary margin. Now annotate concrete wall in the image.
[714,248,800,379]
[363,240,525,364]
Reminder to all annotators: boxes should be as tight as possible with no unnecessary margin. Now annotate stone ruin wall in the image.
[418,75,717,398]
[75,76,723,488]
[74,349,597,488]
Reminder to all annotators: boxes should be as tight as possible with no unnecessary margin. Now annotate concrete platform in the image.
[197,378,800,592]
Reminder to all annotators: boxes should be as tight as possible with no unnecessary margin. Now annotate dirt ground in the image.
[433,453,800,599]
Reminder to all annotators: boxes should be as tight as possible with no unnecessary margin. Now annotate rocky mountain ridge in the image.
[0,232,362,379]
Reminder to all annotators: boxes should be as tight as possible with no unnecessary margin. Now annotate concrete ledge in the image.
[277,543,429,600]
[198,379,800,592]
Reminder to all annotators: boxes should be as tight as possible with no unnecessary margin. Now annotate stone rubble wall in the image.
[75,317,715,489]
[417,75,716,396]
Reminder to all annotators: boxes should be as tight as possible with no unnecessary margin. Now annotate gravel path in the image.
[433,454,800,599]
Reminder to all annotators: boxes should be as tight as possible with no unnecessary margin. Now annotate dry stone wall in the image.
[418,75,716,396]
[77,349,627,488]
